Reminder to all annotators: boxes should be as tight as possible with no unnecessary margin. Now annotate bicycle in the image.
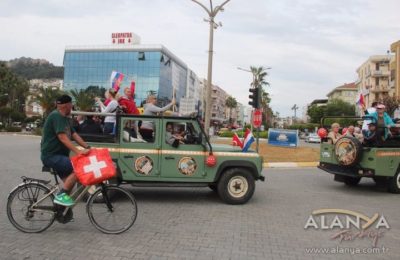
[6,166,138,234]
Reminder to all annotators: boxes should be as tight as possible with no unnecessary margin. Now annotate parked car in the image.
[11,122,22,128]
[25,123,37,131]
[306,133,321,143]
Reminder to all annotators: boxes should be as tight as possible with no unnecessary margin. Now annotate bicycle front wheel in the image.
[86,185,137,234]
[7,183,56,233]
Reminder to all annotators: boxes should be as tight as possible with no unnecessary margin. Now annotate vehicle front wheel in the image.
[388,172,400,194]
[344,176,361,186]
[217,168,255,205]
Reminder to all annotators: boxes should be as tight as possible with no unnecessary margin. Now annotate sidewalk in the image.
[263,162,318,168]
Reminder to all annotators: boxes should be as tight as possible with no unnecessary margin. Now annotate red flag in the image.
[130,81,135,99]
[71,148,116,186]
[232,133,243,148]
[356,94,365,107]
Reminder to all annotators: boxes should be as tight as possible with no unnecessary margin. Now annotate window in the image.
[122,119,155,143]
[165,122,200,146]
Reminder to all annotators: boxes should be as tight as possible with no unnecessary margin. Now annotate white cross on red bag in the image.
[71,148,116,186]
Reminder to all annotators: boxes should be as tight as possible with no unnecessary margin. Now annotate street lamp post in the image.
[191,0,231,136]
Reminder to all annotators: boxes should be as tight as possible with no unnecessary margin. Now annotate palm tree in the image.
[225,96,237,125]
[34,87,63,118]
[70,89,95,111]
[250,66,270,90]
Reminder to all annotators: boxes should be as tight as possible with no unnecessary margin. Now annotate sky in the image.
[0,0,399,117]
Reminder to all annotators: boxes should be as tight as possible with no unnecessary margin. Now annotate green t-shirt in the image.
[40,110,75,161]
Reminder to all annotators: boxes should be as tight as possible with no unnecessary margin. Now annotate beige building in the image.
[356,55,393,107]
[326,82,357,104]
[390,40,400,97]
[201,79,228,126]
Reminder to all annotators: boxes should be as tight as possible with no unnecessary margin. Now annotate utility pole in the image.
[191,0,231,136]
[291,104,299,118]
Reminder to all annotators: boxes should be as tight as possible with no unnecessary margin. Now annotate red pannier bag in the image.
[71,148,116,186]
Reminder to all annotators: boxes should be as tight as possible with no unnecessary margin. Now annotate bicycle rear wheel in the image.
[7,183,56,233]
[86,185,137,234]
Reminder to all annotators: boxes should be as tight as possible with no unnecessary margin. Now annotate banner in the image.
[268,128,298,147]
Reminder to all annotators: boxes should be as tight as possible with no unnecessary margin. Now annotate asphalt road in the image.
[0,135,398,260]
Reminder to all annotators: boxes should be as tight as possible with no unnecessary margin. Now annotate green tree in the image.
[325,99,355,117]
[225,96,237,124]
[34,87,63,118]
[70,89,95,111]
[307,105,325,123]
[381,95,400,117]
[86,85,106,98]
[0,61,30,111]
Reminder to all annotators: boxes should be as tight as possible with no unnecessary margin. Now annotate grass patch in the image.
[212,139,320,162]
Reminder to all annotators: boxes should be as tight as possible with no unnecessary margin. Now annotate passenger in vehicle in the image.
[95,89,119,134]
[344,125,355,137]
[327,123,341,144]
[140,95,175,141]
[79,115,103,134]
[363,122,377,146]
[165,123,184,147]
[354,127,364,143]
[369,104,394,141]
[118,87,139,115]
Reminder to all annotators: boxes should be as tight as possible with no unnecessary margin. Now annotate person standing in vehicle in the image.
[118,87,139,115]
[369,104,394,141]
[95,89,119,134]
[41,94,90,206]
[140,95,175,141]
[362,102,378,130]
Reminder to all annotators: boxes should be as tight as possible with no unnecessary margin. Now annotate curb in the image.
[263,162,318,168]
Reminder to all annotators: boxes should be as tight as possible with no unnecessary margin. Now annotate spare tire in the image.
[334,136,363,166]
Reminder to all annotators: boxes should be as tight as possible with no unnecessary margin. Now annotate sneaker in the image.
[53,193,75,207]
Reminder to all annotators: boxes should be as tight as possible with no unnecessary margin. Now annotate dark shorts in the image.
[42,155,73,180]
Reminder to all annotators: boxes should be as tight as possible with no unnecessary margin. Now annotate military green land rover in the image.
[73,112,264,204]
[318,117,400,193]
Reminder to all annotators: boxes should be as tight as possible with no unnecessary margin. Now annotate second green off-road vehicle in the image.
[318,117,400,193]
[74,112,264,204]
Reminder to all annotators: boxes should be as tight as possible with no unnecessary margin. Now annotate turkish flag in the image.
[71,148,116,186]
[232,133,243,148]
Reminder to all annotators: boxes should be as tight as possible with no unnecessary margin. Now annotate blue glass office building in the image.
[63,45,188,106]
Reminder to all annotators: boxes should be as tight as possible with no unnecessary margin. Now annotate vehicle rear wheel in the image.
[388,171,400,194]
[7,183,56,233]
[217,168,255,205]
[344,176,361,186]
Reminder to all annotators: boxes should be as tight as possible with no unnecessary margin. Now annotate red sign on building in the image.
[111,32,135,45]
[252,109,262,128]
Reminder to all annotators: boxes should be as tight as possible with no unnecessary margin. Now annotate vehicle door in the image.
[118,116,161,181]
[160,119,205,180]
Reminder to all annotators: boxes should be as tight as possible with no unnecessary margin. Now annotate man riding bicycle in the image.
[41,94,90,207]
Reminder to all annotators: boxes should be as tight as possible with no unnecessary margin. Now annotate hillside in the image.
[6,57,63,80]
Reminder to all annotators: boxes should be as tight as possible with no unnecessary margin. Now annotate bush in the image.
[5,126,22,132]
[218,130,268,139]
[33,127,42,136]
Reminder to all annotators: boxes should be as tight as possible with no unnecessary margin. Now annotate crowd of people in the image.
[73,87,176,138]
[327,102,397,146]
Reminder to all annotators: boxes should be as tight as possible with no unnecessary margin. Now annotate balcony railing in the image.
[370,86,390,93]
[371,70,390,77]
